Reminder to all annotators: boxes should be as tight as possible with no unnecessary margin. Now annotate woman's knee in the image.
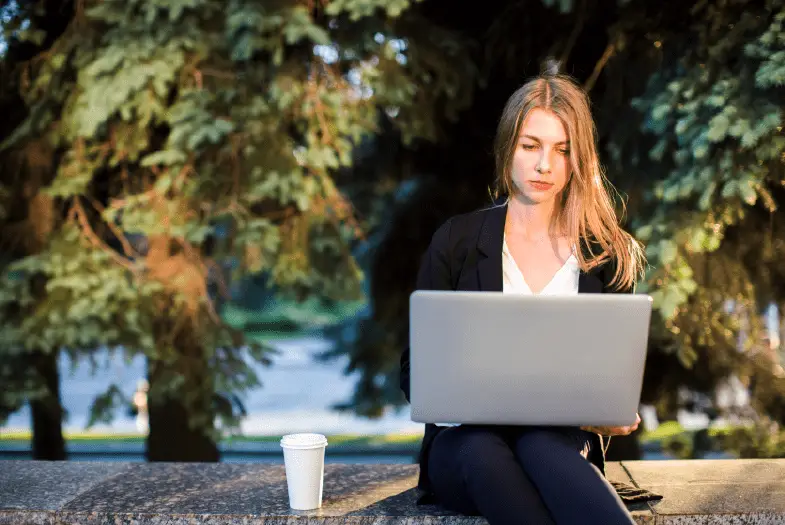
[433,426,513,478]
[428,427,513,515]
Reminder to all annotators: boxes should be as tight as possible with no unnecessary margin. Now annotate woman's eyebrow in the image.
[520,134,570,145]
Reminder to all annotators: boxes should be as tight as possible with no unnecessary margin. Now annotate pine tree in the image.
[0,0,471,459]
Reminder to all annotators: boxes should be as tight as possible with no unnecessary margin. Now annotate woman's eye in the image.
[559,149,570,155]
[521,144,537,150]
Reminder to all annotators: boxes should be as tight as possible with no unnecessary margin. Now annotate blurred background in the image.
[1,0,784,464]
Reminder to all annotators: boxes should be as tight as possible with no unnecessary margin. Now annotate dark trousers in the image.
[427,424,635,525]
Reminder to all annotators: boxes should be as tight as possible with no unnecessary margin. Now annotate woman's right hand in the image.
[581,413,641,436]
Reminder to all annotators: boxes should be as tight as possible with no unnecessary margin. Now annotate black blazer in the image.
[399,202,629,503]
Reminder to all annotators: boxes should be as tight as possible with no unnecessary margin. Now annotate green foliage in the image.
[87,384,128,428]
[0,0,477,439]
[0,226,159,355]
[325,0,421,20]
[539,0,634,13]
[628,0,785,370]
[661,432,694,459]
[5,0,781,445]
[314,0,785,425]
[716,418,785,458]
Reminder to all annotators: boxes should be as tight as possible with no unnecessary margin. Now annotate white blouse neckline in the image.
[502,236,579,295]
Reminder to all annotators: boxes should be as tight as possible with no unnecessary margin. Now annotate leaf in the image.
[658,289,681,321]
[721,180,739,199]
[649,139,668,161]
[698,181,716,210]
[141,150,187,166]
[739,180,757,205]
[692,141,709,159]
[662,183,679,202]
[686,228,707,252]
[680,278,698,295]
[637,224,653,241]
[17,28,46,46]
[706,114,729,142]
[728,118,751,138]
[86,384,127,428]
[705,233,721,251]
[153,174,173,193]
[705,94,725,108]
[659,240,678,265]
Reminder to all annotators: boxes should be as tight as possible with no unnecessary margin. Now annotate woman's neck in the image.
[505,194,563,241]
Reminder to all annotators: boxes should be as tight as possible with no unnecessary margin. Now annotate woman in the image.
[399,61,647,525]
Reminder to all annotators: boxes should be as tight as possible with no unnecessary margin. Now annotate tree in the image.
[0,0,472,460]
[0,0,75,460]
[621,0,785,423]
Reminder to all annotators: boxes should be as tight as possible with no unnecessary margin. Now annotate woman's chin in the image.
[512,190,556,205]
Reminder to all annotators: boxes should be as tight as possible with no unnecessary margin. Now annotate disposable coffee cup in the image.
[280,433,328,510]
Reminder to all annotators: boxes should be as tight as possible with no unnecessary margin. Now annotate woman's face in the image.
[510,108,572,204]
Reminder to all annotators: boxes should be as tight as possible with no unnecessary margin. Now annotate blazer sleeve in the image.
[399,218,454,403]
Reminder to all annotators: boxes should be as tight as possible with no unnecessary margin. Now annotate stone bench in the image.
[1,459,784,524]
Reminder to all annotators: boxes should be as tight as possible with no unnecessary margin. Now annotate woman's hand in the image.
[581,413,641,436]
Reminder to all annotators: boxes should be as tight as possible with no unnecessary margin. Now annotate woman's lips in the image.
[528,180,554,191]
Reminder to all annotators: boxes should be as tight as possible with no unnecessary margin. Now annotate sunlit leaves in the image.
[633,2,785,337]
[1,0,473,432]
[325,0,421,20]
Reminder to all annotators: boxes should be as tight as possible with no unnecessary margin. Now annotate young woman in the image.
[399,61,647,525]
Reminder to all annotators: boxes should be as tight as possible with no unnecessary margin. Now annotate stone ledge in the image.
[1,459,784,524]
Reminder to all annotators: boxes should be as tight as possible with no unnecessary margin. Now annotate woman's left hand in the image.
[580,413,641,436]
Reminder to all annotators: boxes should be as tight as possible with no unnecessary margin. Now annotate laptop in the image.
[409,291,652,427]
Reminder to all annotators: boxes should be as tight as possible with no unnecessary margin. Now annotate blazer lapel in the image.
[476,204,507,292]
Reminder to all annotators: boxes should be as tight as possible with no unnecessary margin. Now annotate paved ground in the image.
[2,459,783,524]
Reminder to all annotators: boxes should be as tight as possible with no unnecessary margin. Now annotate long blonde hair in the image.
[493,61,646,291]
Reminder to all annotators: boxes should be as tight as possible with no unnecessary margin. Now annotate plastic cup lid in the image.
[280,433,328,449]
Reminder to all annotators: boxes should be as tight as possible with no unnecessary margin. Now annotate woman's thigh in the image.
[427,425,555,523]
[512,427,634,525]
[426,426,487,515]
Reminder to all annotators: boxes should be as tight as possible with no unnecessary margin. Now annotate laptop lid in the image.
[409,291,652,427]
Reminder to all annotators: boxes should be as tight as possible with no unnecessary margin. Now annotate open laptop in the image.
[409,291,652,427]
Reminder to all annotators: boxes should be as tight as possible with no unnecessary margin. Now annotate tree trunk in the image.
[30,350,66,460]
[145,346,219,462]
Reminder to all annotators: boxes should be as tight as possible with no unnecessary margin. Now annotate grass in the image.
[0,431,145,442]
[0,431,422,448]
[0,423,708,446]
[367,434,422,446]
[639,421,686,444]
[5,422,737,449]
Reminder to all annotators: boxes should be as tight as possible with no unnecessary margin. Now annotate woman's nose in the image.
[536,153,551,173]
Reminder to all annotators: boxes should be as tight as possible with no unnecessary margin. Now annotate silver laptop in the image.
[409,291,652,427]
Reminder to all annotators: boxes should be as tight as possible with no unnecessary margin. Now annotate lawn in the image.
[3,421,734,450]
[640,421,686,444]
[0,430,423,449]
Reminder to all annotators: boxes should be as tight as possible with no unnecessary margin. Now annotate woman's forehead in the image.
[519,108,568,142]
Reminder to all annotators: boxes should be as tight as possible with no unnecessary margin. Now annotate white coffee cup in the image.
[280,433,328,510]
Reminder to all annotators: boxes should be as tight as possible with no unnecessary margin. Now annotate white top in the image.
[434,236,580,427]
[502,236,580,296]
